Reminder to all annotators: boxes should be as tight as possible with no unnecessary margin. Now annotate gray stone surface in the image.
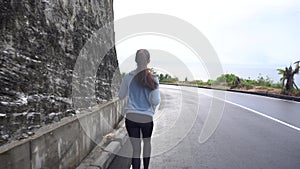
[0,141,31,169]
[0,0,120,146]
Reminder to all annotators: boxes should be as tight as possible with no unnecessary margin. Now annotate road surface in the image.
[108,85,300,169]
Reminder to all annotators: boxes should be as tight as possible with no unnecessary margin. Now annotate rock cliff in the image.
[0,0,119,146]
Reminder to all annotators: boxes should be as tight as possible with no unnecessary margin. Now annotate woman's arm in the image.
[118,74,129,100]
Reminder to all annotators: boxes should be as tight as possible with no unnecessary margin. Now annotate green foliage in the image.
[206,79,213,86]
[214,74,239,85]
[121,72,126,78]
[194,80,204,86]
[270,83,282,88]
[125,69,289,90]
[201,73,277,89]
[159,74,164,81]
[256,74,273,87]
[277,61,299,91]
[209,74,241,89]
[158,73,178,83]
[240,78,256,88]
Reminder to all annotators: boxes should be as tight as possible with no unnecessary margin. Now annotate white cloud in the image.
[210,8,300,65]
[116,35,208,80]
[114,0,300,26]
[114,0,300,61]
[113,0,300,81]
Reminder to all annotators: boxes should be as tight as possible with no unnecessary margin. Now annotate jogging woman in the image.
[118,49,160,169]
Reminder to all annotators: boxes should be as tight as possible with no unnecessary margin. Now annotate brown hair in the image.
[135,49,158,90]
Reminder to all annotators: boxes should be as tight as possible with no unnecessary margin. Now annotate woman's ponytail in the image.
[135,49,158,90]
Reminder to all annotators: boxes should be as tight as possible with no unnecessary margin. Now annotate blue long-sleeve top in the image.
[118,70,160,117]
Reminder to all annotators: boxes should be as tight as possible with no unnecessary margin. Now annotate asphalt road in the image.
[108,85,300,169]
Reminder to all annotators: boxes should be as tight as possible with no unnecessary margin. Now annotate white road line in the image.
[197,90,300,132]
[223,90,300,104]
[225,99,300,132]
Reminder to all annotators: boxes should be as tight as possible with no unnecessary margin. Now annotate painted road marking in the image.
[220,89,300,104]
[225,99,300,132]
[197,89,300,132]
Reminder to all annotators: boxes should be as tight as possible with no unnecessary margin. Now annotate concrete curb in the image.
[77,118,128,169]
[165,84,300,102]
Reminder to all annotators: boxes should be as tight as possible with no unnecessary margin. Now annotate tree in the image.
[214,74,241,88]
[277,68,286,90]
[257,74,272,87]
[164,74,170,79]
[159,74,164,81]
[194,80,204,86]
[278,61,299,91]
[157,73,178,83]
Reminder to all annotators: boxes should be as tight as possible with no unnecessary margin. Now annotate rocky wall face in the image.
[0,0,119,146]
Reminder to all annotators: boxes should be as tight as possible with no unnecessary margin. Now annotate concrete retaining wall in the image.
[0,99,125,169]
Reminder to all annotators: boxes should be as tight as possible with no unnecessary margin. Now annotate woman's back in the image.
[119,70,160,117]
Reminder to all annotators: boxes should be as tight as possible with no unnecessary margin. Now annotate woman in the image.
[118,49,160,169]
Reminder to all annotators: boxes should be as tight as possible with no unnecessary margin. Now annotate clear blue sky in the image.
[114,0,300,83]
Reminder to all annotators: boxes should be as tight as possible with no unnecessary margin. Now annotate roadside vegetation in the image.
[150,61,300,97]
[121,61,299,97]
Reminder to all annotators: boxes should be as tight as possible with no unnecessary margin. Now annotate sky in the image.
[113,0,300,83]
